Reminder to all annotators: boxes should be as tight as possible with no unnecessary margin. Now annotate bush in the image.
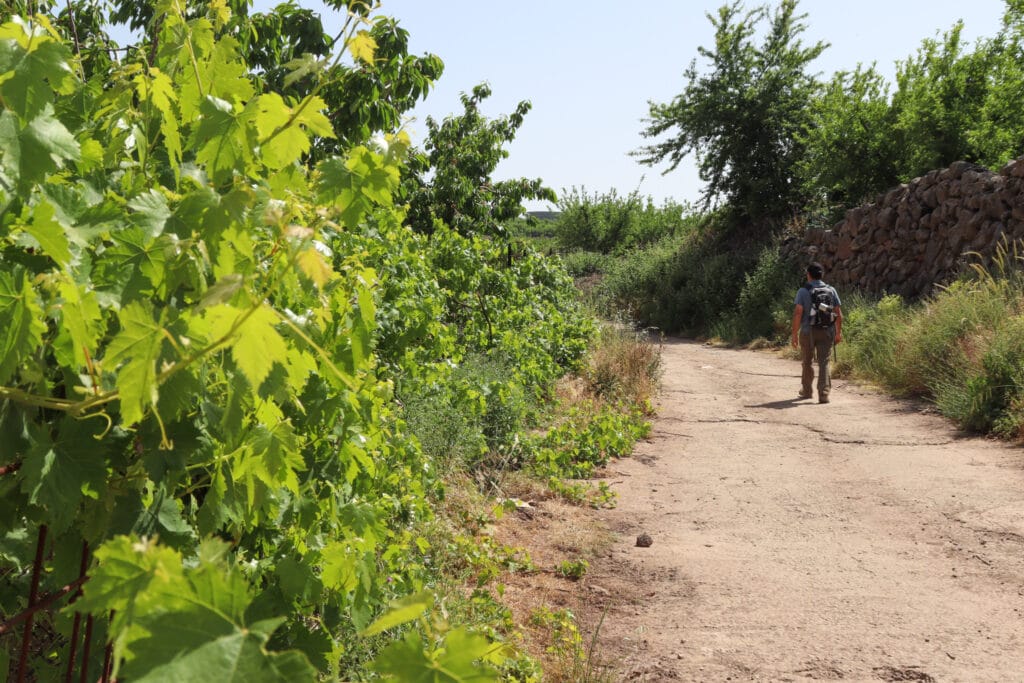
[555,187,696,255]
[583,325,662,410]
[596,217,766,336]
[956,317,1024,435]
[711,244,801,342]
[835,293,910,385]
[560,250,613,278]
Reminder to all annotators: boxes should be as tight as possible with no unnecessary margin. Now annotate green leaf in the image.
[255,92,333,169]
[0,266,45,384]
[282,54,324,89]
[372,632,434,682]
[360,591,433,637]
[193,96,256,185]
[95,228,169,298]
[105,301,165,425]
[197,273,243,310]
[22,102,81,171]
[20,417,108,531]
[255,93,310,170]
[25,199,72,266]
[87,535,317,682]
[0,105,80,191]
[320,540,363,594]
[0,22,76,120]
[129,631,315,682]
[372,628,504,682]
[73,535,184,626]
[129,189,171,238]
[232,304,289,390]
[136,68,182,172]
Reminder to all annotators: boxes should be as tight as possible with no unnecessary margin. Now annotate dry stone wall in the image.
[783,158,1024,298]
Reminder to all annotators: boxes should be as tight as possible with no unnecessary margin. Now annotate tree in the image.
[404,83,555,238]
[635,0,827,230]
[889,20,995,178]
[798,65,900,216]
[970,0,1024,166]
[3,0,443,152]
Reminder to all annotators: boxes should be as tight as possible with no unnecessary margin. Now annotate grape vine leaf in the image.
[0,105,81,190]
[360,591,433,637]
[372,628,503,682]
[231,304,290,390]
[193,96,257,185]
[255,93,334,170]
[76,536,315,681]
[129,189,171,238]
[348,31,377,65]
[104,301,165,425]
[0,20,76,120]
[25,199,72,266]
[54,276,102,368]
[135,68,182,173]
[20,417,108,531]
[0,266,45,384]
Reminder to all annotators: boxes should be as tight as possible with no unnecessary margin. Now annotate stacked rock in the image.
[782,158,1024,298]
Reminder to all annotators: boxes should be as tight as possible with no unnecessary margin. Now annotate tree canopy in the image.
[635,0,827,230]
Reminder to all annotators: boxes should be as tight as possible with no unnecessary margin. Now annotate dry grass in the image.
[578,324,662,413]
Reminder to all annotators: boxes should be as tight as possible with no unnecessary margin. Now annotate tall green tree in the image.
[889,20,995,177]
[971,0,1024,165]
[404,83,555,238]
[635,0,827,229]
[798,65,899,215]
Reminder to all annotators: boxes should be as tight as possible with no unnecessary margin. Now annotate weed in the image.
[547,479,618,509]
[556,559,590,580]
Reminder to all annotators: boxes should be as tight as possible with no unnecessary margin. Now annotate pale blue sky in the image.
[265,2,1009,209]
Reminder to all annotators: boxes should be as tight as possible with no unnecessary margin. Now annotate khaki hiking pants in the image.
[800,327,834,399]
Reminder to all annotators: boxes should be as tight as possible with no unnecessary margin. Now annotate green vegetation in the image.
[9,0,1024,678]
[555,559,589,581]
[837,244,1024,439]
[0,3,658,680]
[635,0,827,229]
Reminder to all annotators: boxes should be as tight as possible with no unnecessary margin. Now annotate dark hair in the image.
[807,262,824,279]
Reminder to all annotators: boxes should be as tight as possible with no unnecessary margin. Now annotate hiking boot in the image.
[818,394,830,404]
[798,390,812,399]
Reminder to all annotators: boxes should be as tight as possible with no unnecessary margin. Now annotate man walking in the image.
[791,262,843,403]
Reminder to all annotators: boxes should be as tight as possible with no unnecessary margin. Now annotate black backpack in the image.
[806,282,837,328]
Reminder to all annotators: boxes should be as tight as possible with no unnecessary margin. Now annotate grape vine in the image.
[0,2,593,680]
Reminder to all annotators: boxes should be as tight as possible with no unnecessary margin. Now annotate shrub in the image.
[560,251,613,278]
[711,244,801,342]
[555,187,696,255]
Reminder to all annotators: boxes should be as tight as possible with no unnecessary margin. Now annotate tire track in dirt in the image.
[587,339,1024,682]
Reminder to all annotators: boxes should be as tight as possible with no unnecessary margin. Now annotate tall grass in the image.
[840,241,1024,439]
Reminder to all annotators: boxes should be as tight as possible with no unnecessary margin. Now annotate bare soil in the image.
[501,338,1024,682]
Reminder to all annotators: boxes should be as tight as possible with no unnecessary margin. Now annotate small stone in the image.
[636,533,653,547]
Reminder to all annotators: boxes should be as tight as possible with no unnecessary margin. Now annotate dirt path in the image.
[588,339,1024,682]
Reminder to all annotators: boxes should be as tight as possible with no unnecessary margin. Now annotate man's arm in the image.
[791,304,803,348]
[834,305,843,344]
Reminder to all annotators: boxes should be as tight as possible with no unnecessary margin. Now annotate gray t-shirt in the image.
[794,280,841,332]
